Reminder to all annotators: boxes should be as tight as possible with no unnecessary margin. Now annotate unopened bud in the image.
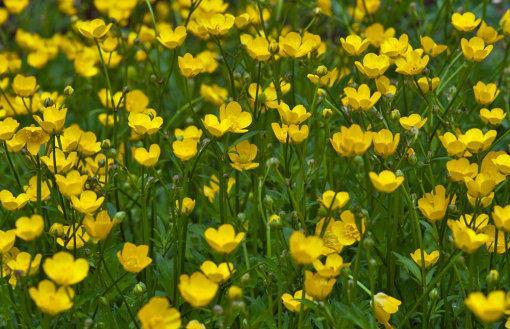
[316,65,328,77]
[64,85,74,96]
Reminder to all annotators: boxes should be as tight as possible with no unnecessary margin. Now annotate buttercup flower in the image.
[83,210,114,241]
[465,291,506,323]
[374,292,401,328]
[420,36,447,57]
[43,252,89,286]
[418,185,450,222]
[0,190,30,211]
[480,108,506,125]
[473,81,499,105]
[271,123,309,144]
[342,84,381,111]
[281,290,313,312]
[417,77,440,94]
[373,129,400,157]
[138,297,181,329]
[369,170,404,193]
[134,144,161,167]
[354,53,390,78]
[15,214,44,241]
[117,242,152,273]
[178,272,218,307]
[304,270,336,300]
[319,190,350,211]
[240,35,271,61]
[178,53,204,78]
[410,249,440,268]
[200,260,234,283]
[76,19,112,39]
[204,224,245,254]
[12,74,37,97]
[451,12,481,32]
[330,124,372,157]
[55,170,88,197]
[228,140,259,171]
[71,190,104,214]
[461,37,493,62]
[340,34,369,56]
[157,26,187,49]
[29,280,74,316]
[279,32,321,58]
[0,229,16,253]
[399,114,427,130]
[312,254,346,278]
[289,231,324,264]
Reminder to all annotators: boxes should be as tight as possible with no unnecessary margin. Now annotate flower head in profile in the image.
[157,26,187,49]
[465,291,506,323]
[410,249,440,268]
[369,170,404,193]
[43,252,89,286]
[178,272,218,308]
[29,280,74,316]
[134,144,161,167]
[137,296,181,329]
[76,18,112,39]
[373,292,401,328]
[204,224,245,254]
[451,12,481,32]
[281,290,313,312]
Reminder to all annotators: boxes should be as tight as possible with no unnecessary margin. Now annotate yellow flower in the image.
[186,320,206,329]
[117,242,152,273]
[447,220,488,253]
[395,49,429,76]
[342,84,381,111]
[157,25,187,49]
[197,50,218,73]
[228,140,259,171]
[319,190,349,211]
[0,229,16,253]
[0,190,29,211]
[340,34,369,56]
[8,252,41,277]
[473,81,499,105]
[461,37,493,62]
[83,210,114,241]
[178,272,219,308]
[369,170,404,193]
[40,149,78,173]
[459,128,497,153]
[417,77,440,94]
[304,270,336,300]
[399,113,427,130]
[363,23,395,47]
[138,296,181,329]
[134,144,161,167]
[240,34,271,61]
[281,290,313,312]
[332,210,365,247]
[0,117,20,140]
[12,74,37,97]
[465,291,507,323]
[410,249,440,268]
[203,101,252,137]
[276,103,311,125]
[464,172,496,198]
[271,123,309,144]
[227,285,243,300]
[420,36,447,57]
[178,53,204,78]
[200,260,234,283]
[354,53,390,78]
[125,89,149,113]
[204,224,245,254]
[418,185,450,222]
[4,0,29,14]
[53,224,90,250]
[374,292,401,328]
[172,139,198,161]
[23,176,51,202]
[279,31,321,58]
[15,214,44,241]
[380,34,409,58]
[128,110,163,136]
[330,124,372,157]
[451,12,481,32]
[200,84,228,105]
[71,190,104,214]
[43,252,89,286]
[203,175,235,202]
[175,126,203,141]
[289,231,323,265]
[78,131,101,155]
[312,254,346,278]
[373,129,400,157]
[476,21,503,44]
[29,280,74,316]
[12,126,50,155]
[55,170,88,197]
[33,107,67,133]
[480,108,506,125]
[492,153,510,175]
[76,18,112,39]
[176,197,196,215]
[492,205,510,232]
[438,132,466,157]
[502,9,510,35]
[483,225,506,254]
[375,76,396,96]
[198,13,235,36]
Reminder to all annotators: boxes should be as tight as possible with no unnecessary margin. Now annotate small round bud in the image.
[64,85,74,96]
[84,318,94,329]
[316,65,328,77]
[133,282,146,294]
[322,108,333,118]
[390,109,401,120]
[228,285,243,300]
[101,139,111,150]
[241,273,250,284]
[113,211,127,223]
[237,212,246,222]
[429,288,439,300]
[99,296,108,306]
[269,214,282,228]
[363,237,374,249]
[487,269,499,285]
[368,258,377,270]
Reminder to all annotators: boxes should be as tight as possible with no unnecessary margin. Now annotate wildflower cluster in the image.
[1,0,510,328]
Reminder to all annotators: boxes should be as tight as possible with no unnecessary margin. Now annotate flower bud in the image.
[64,85,74,96]
[390,109,401,120]
[113,211,127,223]
[101,139,111,150]
[429,288,439,300]
[316,65,328,77]
[322,108,333,118]
[133,282,146,294]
